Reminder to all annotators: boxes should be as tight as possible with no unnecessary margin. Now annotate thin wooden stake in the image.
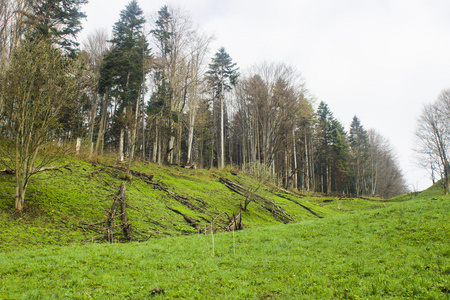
[233,229,235,256]
[211,222,214,258]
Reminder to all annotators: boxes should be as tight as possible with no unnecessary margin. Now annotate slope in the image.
[0,181,448,299]
[0,154,399,252]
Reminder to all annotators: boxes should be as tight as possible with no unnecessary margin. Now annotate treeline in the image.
[0,0,407,212]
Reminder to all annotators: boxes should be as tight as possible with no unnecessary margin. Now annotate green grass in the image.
[1,155,448,299]
[0,194,448,299]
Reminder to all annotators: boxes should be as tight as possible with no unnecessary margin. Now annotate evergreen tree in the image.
[329,119,349,193]
[206,47,239,168]
[99,0,149,159]
[151,5,172,57]
[314,102,350,193]
[315,101,333,193]
[349,116,369,196]
[27,0,88,57]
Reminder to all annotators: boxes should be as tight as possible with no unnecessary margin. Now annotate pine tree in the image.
[206,47,239,168]
[27,0,88,57]
[315,101,333,193]
[98,0,150,161]
[314,102,350,193]
[329,119,349,193]
[349,116,368,196]
[148,5,174,164]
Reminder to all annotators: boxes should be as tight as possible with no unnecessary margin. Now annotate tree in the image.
[231,63,311,189]
[315,101,334,193]
[368,129,407,197]
[148,5,174,164]
[329,119,349,194]
[0,38,80,212]
[149,5,209,165]
[349,116,368,196]
[0,0,29,114]
[99,0,149,162]
[81,29,110,157]
[415,90,450,194]
[206,47,239,169]
[185,33,212,165]
[26,0,87,57]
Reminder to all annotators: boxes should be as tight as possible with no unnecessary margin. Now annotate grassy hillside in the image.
[0,186,448,298]
[0,155,392,252]
[1,156,448,299]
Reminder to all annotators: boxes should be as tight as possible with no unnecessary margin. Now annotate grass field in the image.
[0,157,448,299]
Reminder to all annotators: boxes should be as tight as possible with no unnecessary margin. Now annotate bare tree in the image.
[0,0,29,114]
[415,90,450,194]
[81,28,110,157]
[232,63,307,187]
[367,129,407,197]
[185,33,212,165]
[149,5,198,164]
[0,38,81,211]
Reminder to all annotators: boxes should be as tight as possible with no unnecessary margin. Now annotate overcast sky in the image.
[80,0,450,191]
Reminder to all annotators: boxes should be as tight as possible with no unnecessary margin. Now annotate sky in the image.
[79,0,450,191]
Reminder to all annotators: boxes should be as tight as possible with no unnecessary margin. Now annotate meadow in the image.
[0,157,448,299]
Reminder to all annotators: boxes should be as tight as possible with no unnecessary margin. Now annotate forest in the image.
[0,0,410,213]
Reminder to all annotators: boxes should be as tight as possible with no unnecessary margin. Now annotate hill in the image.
[0,155,393,252]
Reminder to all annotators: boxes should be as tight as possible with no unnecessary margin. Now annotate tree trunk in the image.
[168,135,175,164]
[187,110,195,165]
[88,93,98,158]
[130,94,140,163]
[141,107,146,160]
[176,122,182,165]
[220,95,225,169]
[304,135,310,191]
[76,138,81,156]
[95,94,107,156]
[119,106,125,163]
[157,127,162,165]
[292,129,298,190]
[119,128,124,162]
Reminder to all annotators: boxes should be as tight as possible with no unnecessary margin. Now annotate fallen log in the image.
[32,164,72,174]
[88,167,107,180]
[167,206,200,228]
[0,169,15,175]
[106,165,154,182]
[153,182,205,213]
[274,192,323,218]
[1,164,72,176]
